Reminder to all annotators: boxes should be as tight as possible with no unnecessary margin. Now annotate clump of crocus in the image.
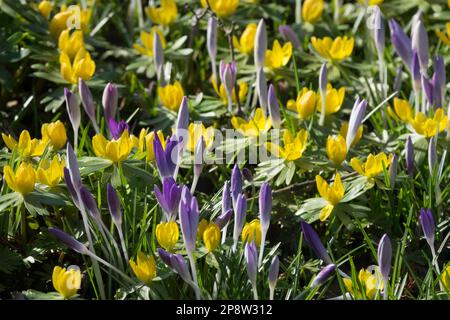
[154,177,182,221]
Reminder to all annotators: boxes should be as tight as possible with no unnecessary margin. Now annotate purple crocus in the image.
[268,255,280,291]
[405,136,414,178]
[388,19,413,71]
[222,180,232,215]
[393,66,403,94]
[422,75,434,107]
[179,186,199,253]
[219,60,237,112]
[207,17,218,81]
[78,78,97,132]
[245,241,258,294]
[411,51,421,93]
[107,183,122,226]
[231,164,243,209]
[428,137,437,176]
[215,209,233,230]
[346,98,367,150]
[268,84,281,129]
[419,208,435,250]
[108,118,129,140]
[242,168,253,182]
[157,248,192,283]
[433,56,445,105]
[372,6,385,58]
[389,154,398,189]
[232,193,247,251]
[254,19,267,70]
[318,63,328,126]
[48,227,89,255]
[311,264,336,288]
[175,97,190,138]
[256,67,268,116]
[79,186,101,221]
[102,83,118,122]
[259,182,272,231]
[301,221,332,264]
[153,30,164,83]
[65,88,81,145]
[153,134,180,180]
[279,25,301,50]
[377,234,392,282]
[411,20,429,74]
[154,177,182,221]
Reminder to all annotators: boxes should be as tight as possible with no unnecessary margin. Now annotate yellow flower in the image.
[266,129,308,161]
[233,23,257,54]
[287,88,317,119]
[145,0,178,26]
[212,77,248,105]
[38,1,53,19]
[242,219,262,246]
[350,152,393,179]
[357,0,384,5]
[52,266,81,299]
[265,40,292,69]
[158,81,185,112]
[4,163,36,195]
[156,221,179,252]
[92,130,133,163]
[302,0,324,23]
[41,121,67,150]
[197,218,209,240]
[343,267,384,300]
[393,98,413,122]
[316,84,346,116]
[441,264,450,291]
[60,48,96,84]
[49,5,92,38]
[231,108,272,138]
[137,129,166,162]
[187,123,215,152]
[133,27,167,57]
[326,135,347,165]
[339,122,363,147]
[2,130,46,158]
[129,252,157,285]
[316,172,344,221]
[201,0,239,18]
[36,155,65,188]
[58,29,84,60]
[203,222,221,252]
[409,109,447,138]
[311,36,354,62]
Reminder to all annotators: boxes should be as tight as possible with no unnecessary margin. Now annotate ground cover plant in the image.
[0,0,449,300]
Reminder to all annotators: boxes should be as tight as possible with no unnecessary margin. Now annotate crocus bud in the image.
[222,180,232,215]
[193,136,205,179]
[259,182,272,232]
[107,183,122,226]
[220,60,237,112]
[78,78,96,125]
[233,193,247,250]
[242,168,253,182]
[372,6,385,58]
[411,51,421,92]
[432,72,442,108]
[254,19,267,70]
[64,168,79,206]
[346,98,367,150]
[411,20,429,74]
[48,227,89,255]
[256,68,269,116]
[154,177,182,221]
[301,221,332,264]
[245,241,258,286]
[66,143,82,190]
[231,164,243,209]
[318,63,327,126]
[389,154,398,189]
[179,186,199,253]
[170,253,192,283]
[421,75,434,106]
[207,17,218,80]
[311,264,336,288]
[405,136,414,177]
[388,19,412,71]
[102,83,118,122]
[154,135,179,180]
[108,118,129,140]
[268,255,280,290]
[393,66,403,94]
[279,25,301,50]
[268,84,281,129]
[153,30,164,83]
[65,88,80,136]
[433,56,445,103]
[419,208,435,250]
[79,186,101,221]
[377,233,392,281]
[176,96,190,142]
[428,137,437,176]
[215,209,233,230]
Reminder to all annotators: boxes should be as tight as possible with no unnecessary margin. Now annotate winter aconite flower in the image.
[4,162,36,195]
[311,36,354,62]
[266,130,308,161]
[60,48,96,84]
[52,266,81,299]
[158,81,185,112]
[186,122,215,153]
[137,129,166,162]
[436,23,450,46]
[156,221,179,252]
[38,1,53,19]
[302,0,324,24]
[211,77,248,106]
[316,84,345,116]
[49,5,92,38]
[339,122,363,147]
[441,264,450,291]
[316,172,344,221]
[145,0,178,26]
[201,0,239,18]
[287,88,317,119]
[265,40,292,70]
[2,130,46,158]
[343,267,384,300]
[242,219,262,246]
[231,108,272,137]
[92,130,133,164]
[233,23,257,54]
[203,222,221,252]
[58,29,84,60]
[41,121,67,150]
[133,27,167,57]
[351,152,393,179]
[129,252,157,285]
[36,155,65,188]
[326,135,347,165]
[358,0,384,5]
